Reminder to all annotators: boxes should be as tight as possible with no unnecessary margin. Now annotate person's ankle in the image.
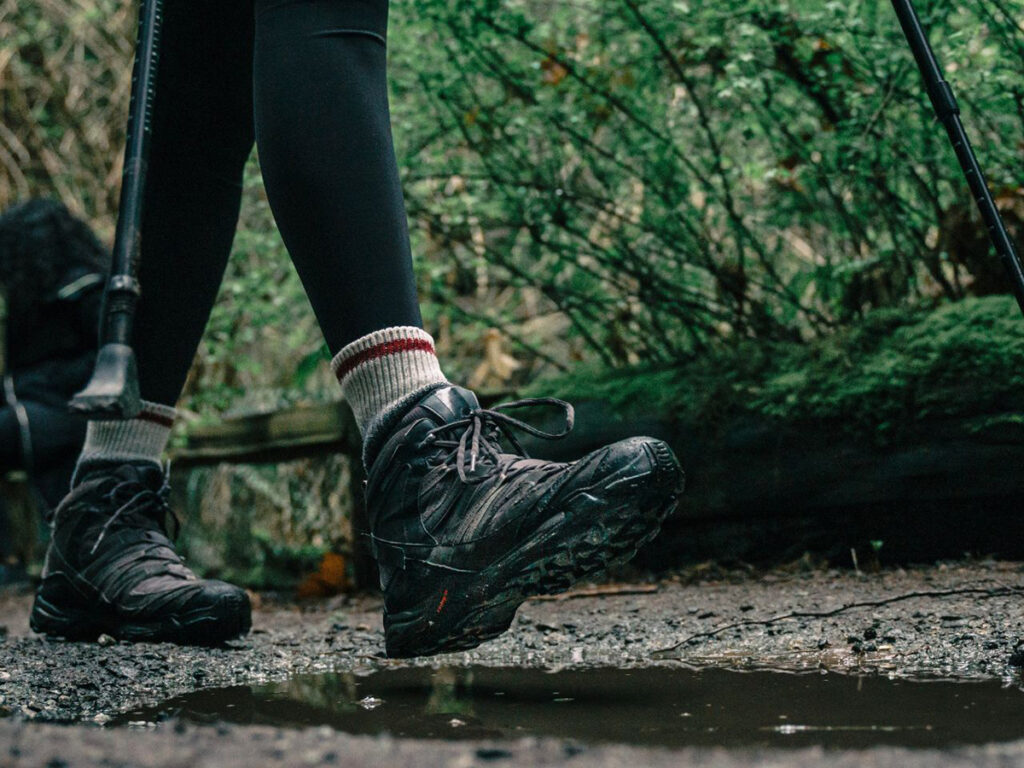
[330,326,450,468]
[72,401,175,487]
[71,458,163,489]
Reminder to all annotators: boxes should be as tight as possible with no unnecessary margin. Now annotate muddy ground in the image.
[2,560,1024,766]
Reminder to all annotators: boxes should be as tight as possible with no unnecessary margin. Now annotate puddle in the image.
[110,667,1024,749]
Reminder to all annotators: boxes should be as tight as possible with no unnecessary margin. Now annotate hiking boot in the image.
[366,385,684,657]
[30,462,250,645]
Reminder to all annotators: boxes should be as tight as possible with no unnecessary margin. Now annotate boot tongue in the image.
[413,385,480,427]
[110,461,165,487]
[66,462,169,562]
[73,460,165,490]
[365,385,480,470]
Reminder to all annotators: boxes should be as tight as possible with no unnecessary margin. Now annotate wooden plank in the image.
[171,390,518,467]
[171,401,362,466]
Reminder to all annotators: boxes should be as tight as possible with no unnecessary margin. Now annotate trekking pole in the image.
[69,0,164,419]
[890,0,1024,317]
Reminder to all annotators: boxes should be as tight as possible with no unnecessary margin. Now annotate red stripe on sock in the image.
[334,338,435,381]
[137,410,175,429]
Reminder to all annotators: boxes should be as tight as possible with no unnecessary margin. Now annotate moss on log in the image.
[535,296,1024,443]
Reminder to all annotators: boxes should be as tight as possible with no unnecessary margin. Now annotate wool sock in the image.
[330,326,449,465]
[73,400,177,483]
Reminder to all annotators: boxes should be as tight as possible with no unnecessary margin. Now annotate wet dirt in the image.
[3,560,1024,766]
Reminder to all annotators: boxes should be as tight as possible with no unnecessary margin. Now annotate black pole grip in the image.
[890,0,1024,316]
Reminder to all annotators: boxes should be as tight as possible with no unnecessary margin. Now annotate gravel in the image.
[2,560,1023,766]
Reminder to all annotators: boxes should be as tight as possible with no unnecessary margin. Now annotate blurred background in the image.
[1,0,1023,590]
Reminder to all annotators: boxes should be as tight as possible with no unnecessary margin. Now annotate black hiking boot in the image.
[366,385,684,657]
[30,463,250,645]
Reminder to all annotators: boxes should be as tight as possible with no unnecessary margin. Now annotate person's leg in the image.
[253,0,442,458]
[253,0,421,353]
[1,401,83,578]
[134,1,257,406]
[251,0,684,657]
[17,401,86,513]
[0,407,22,569]
[1,399,84,480]
[0,406,23,472]
[30,0,256,645]
[77,0,258,477]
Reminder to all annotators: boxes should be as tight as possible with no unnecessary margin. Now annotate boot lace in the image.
[418,397,575,484]
[89,463,181,555]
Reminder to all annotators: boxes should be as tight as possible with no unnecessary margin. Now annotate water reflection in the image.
[111,666,1024,749]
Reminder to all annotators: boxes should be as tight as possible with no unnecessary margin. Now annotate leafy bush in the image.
[3,0,1022,415]
[531,295,1024,438]
[398,0,1024,369]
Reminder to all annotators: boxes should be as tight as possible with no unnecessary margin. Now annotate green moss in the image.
[531,297,1024,437]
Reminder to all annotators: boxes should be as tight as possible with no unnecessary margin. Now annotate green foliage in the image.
[396,0,1024,367]
[532,296,1024,437]
[181,157,332,417]
[3,0,1022,415]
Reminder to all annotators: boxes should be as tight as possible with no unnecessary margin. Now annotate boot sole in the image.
[384,441,684,657]
[29,580,252,646]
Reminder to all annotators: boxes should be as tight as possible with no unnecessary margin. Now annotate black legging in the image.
[135,0,422,406]
[0,401,86,531]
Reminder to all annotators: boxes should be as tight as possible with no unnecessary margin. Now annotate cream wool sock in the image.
[330,326,449,463]
[75,400,177,480]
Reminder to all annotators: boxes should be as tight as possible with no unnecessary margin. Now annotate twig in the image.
[530,584,659,602]
[653,585,1024,658]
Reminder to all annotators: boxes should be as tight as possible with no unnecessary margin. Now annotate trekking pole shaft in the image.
[890,0,1024,316]
[103,0,162,345]
[69,0,163,419]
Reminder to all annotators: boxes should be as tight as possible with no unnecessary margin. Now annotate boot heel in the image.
[29,577,107,640]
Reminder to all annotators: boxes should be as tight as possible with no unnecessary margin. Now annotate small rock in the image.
[476,748,513,761]
[863,627,878,640]
[92,713,111,725]
[1008,643,1024,667]
[817,639,830,650]
[358,696,383,710]
[97,634,116,647]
